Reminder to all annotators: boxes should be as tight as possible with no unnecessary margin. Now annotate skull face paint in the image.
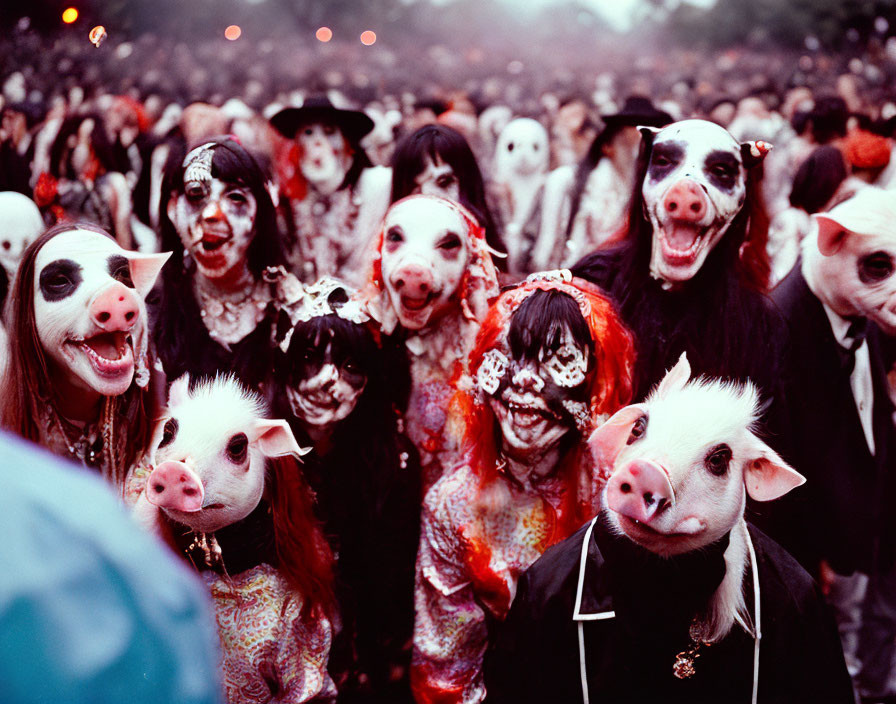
[33,229,168,397]
[297,122,351,189]
[641,120,755,285]
[413,156,461,201]
[380,196,471,330]
[168,155,258,284]
[495,118,549,180]
[287,338,367,429]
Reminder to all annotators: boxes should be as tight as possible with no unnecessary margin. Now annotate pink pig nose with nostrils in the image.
[607,458,675,525]
[146,460,204,512]
[392,264,433,299]
[663,180,707,222]
[90,282,139,332]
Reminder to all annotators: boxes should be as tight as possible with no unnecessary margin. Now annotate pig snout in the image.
[391,263,434,300]
[146,460,204,512]
[663,180,707,222]
[90,283,139,332]
[607,459,674,525]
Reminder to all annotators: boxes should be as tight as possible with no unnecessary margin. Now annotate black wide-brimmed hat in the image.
[601,96,673,129]
[270,95,375,143]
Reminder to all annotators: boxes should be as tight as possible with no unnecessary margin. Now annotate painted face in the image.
[477,327,592,458]
[286,338,367,428]
[495,118,549,180]
[413,156,461,201]
[33,229,169,397]
[297,122,351,187]
[380,196,471,330]
[641,119,752,285]
[168,172,257,284]
[0,191,44,277]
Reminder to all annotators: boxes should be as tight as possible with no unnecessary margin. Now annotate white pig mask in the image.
[33,228,170,397]
[494,118,549,181]
[639,120,771,286]
[147,375,305,534]
[590,354,804,558]
[0,191,44,277]
[807,187,896,336]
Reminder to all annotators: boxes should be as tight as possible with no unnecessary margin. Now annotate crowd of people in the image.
[1,18,896,704]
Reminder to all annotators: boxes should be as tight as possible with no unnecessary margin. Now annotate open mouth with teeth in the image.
[68,331,134,378]
[399,290,438,312]
[504,402,560,429]
[657,223,712,266]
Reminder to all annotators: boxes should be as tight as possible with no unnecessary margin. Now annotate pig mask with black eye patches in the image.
[33,229,170,397]
[639,119,771,286]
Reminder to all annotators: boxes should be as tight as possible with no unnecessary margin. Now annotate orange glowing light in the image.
[224,24,242,41]
[360,30,376,46]
[315,26,333,42]
[62,7,79,24]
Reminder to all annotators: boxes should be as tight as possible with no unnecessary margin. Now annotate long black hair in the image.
[151,136,286,387]
[390,123,506,261]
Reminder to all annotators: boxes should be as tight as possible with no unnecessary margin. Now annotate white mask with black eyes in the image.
[495,118,549,181]
[477,328,592,458]
[808,189,896,335]
[380,196,470,330]
[0,191,44,276]
[639,119,768,286]
[33,230,170,396]
[167,166,257,285]
[297,122,351,191]
[286,341,367,428]
[413,156,460,201]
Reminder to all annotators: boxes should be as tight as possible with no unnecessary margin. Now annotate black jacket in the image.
[485,516,853,704]
[764,264,895,575]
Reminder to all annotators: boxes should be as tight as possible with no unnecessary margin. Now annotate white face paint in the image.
[380,196,470,330]
[297,122,351,189]
[33,229,168,397]
[148,376,301,534]
[286,341,367,428]
[495,118,549,180]
[413,156,460,201]
[168,175,257,285]
[478,326,592,459]
[641,120,752,285]
[0,192,44,277]
[70,118,96,178]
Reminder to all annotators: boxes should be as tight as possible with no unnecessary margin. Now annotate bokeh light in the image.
[224,25,242,41]
[316,26,333,42]
[62,7,79,24]
[360,30,376,46]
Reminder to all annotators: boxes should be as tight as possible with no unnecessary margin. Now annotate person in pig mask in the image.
[485,355,855,704]
[767,187,896,703]
[271,277,420,703]
[412,270,635,704]
[152,136,289,391]
[1,222,169,485]
[270,96,391,286]
[361,194,500,490]
[571,119,780,401]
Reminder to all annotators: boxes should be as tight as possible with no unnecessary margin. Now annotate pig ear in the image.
[812,215,850,256]
[127,251,172,297]
[588,404,647,479]
[740,140,773,169]
[251,419,311,459]
[744,444,805,502]
[167,374,191,408]
[653,353,691,399]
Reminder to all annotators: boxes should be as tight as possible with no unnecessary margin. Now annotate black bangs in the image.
[284,314,378,378]
[508,289,593,361]
[210,141,260,189]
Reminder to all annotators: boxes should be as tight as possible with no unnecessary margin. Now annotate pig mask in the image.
[33,229,169,397]
[147,375,305,534]
[639,120,771,286]
[591,354,804,558]
[807,187,896,335]
[167,143,258,284]
[370,195,499,332]
[494,118,549,181]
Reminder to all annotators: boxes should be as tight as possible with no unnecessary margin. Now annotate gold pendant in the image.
[673,648,698,679]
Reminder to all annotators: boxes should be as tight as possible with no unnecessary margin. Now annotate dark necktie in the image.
[840,318,868,376]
